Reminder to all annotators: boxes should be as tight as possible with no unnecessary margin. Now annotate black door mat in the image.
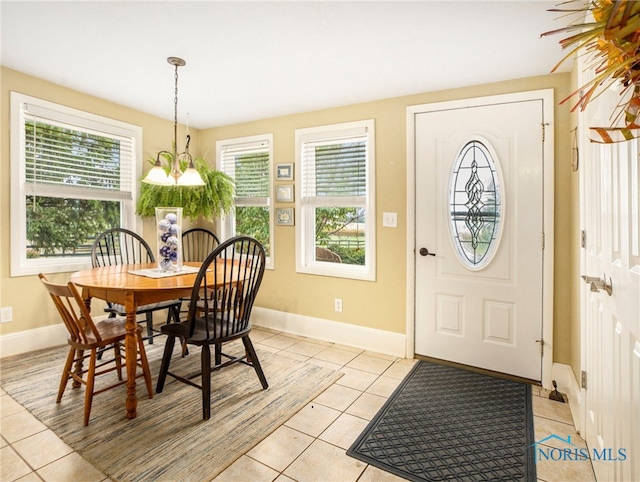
[347,360,536,481]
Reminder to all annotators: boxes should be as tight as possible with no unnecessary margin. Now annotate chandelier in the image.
[142,57,205,186]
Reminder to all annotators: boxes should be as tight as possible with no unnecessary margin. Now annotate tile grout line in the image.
[1,328,594,482]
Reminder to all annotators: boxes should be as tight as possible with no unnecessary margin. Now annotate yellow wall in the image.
[202,72,574,364]
[1,66,574,366]
[0,67,199,332]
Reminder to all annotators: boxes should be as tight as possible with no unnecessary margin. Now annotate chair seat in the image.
[105,299,182,316]
[161,317,251,345]
[73,316,132,347]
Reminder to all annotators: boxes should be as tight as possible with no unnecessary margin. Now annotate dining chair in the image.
[178,228,221,328]
[156,235,268,420]
[91,228,182,343]
[38,273,153,426]
[182,228,220,262]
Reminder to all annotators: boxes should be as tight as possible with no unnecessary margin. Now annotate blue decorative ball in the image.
[158,219,171,233]
[160,258,172,271]
[161,232,171,242]
[165,213,178,224]
[166,236,179,250]
[160,245,172,257]
[169,224,180,236]
[169,251,178,261]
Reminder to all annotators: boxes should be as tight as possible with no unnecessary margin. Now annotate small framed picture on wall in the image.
[276,208,294,226]
[276,163,294,181]
[276,184,294,202]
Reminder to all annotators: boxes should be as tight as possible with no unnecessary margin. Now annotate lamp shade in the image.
[177,166,206,186]
[143,165,171,186]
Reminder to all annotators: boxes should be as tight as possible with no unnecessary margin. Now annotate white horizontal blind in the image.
[301,127,368,206]
[295,120,375,280]
[24,110,133,201]
[11,92,141,276]
[220,140,270,206]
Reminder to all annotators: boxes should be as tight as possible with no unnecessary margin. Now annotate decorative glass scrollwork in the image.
[449,140,502,269]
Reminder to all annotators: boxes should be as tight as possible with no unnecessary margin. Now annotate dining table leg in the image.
[124,291,138,419]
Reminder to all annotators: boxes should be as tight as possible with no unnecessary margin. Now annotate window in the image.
[448,139,503,270]
[217,134,273,269]
[10,92,141,276]
[296,120,376,280]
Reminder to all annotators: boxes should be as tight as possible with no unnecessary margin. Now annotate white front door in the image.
[579,70,640,480]
[411,91,554,381]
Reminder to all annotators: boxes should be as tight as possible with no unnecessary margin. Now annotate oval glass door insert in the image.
[449,139,502,269]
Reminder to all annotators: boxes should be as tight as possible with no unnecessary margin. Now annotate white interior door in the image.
[579,76,640,481]
[413,91,553,381]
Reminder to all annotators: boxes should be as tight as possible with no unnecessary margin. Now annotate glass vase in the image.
[155,207,183,272]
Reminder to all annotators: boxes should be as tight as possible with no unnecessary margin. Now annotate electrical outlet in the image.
[334,298,343,313]
[1,306,13,323]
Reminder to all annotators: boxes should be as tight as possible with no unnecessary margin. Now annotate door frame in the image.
[405,90,555,388]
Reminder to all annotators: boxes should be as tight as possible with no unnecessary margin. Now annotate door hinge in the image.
[581,370,587,390]
[581,230,587,248]
[542,123,548,142]
[535,339,545,356]
[542,233,545,250]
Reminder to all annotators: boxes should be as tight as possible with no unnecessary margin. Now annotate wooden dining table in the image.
[69,262,203,420]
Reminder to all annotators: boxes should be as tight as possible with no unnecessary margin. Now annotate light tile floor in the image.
[1,327,596,482]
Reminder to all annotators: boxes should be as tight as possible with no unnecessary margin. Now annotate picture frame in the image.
[276,184,294,202]
[276,163,294,181]
[276,207,294,226]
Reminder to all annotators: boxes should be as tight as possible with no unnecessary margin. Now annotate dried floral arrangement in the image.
[542,0,640,142]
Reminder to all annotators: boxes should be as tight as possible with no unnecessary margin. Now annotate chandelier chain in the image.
[174,64,179,125]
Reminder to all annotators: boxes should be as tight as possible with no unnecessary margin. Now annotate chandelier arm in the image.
[155,150,172,166]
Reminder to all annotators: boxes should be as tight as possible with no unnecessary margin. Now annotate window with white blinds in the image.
[24,115,134,200]
[217,134,273,268]
[296,120,376,281]
[301,127,367,203]
[220,139,270,205]
[10,92,141,276]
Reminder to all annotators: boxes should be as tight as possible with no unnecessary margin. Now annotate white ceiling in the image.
[0,1,569,129]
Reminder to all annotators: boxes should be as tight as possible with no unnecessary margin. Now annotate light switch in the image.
[383,212,397,228]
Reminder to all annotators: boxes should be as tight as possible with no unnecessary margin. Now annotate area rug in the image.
[0,340,342,481]
[347,360,536,481]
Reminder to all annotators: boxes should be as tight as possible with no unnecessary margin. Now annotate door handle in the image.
[581,274,612,296]
[419,247,436,257]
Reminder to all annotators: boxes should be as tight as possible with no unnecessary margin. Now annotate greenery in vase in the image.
[136,155,235,222]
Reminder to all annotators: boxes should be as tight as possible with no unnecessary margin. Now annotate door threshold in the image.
[414,354,541,387]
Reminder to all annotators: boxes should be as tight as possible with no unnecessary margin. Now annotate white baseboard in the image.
[0,323,67,359]
[552,362,584,434]
[1,313,586,435]
[1,308,409,360]
[252,307,408,358]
